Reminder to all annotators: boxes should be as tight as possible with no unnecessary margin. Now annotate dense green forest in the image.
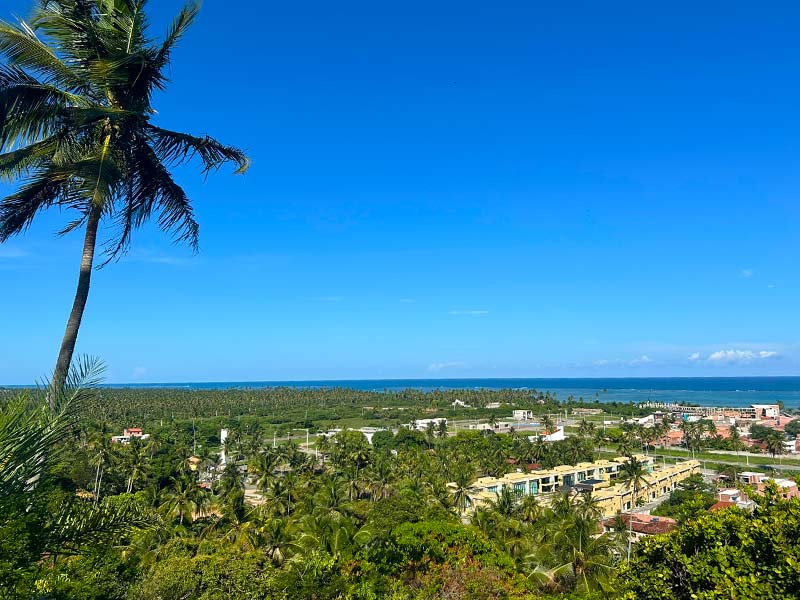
[4,371,800,600]
[0,385,647,435]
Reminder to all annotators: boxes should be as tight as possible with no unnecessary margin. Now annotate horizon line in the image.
[5,373,800,389]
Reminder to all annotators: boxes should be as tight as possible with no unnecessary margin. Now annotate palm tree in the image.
[765,430,786,462]
[577,419,595,438]
[0,0,249,399]
[619,456,651,562]
[541,415,555,435]
[161,473,204,526]
[616,435,634,458]
[257,517,299,566]
[122,437,149,494]
[450,466,475,514]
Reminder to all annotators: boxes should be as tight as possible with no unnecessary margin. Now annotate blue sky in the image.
[2,1,800,383]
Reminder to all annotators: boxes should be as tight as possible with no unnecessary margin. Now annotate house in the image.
[111,427,150,444]
[601,513,677,541]
[469,421,513,432]
[738,471,800,500]
[407,418,447,432]
[536,426,565,442]
[513,409,536,421]
[451,399,471,408]
[659,429,685,447]
[485,402,501,409]
[712,488,754,510]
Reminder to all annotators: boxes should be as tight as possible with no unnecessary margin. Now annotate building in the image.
[454,455,700,517]
[712,488,754,511]
[640,402,782,422]
[111,427,150,444]
[451,399,471,408]
[513,409,536,421]
[528,426,566,442]
[739,471,800,500]
[601,513,677,541]
[407,418,447,432]
[468,421,514,433]
[321,427,389,444]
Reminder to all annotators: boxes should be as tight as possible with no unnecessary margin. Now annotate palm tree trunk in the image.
[50,203,102,407]
[627,484,636,562]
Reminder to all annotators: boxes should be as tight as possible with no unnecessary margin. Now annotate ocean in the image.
[111,377,800,409]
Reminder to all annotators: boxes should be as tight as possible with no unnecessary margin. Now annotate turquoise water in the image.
[112,377,800,409]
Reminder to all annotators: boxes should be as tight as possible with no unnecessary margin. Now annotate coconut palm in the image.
[541,414,555,435]
[161,473,206,526]
[450,465,475,514]
[765,430,786,461]
[577,419,595,438]
[257,517,299,566]
[0,0,249,399]
[618,456,651,562]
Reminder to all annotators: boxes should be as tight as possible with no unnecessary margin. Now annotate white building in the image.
[408,418,447,431]
[111,427,150,444]
[751,404,781,419]
[513,410,536,421]
[530,426,565,442]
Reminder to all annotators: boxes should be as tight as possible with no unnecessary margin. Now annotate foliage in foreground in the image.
[625,488,800,599]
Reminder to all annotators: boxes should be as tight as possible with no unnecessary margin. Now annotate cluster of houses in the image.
[633,403,799,454]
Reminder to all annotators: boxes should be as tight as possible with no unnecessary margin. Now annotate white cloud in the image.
[740,268,754,278]
[707,349,779,364]
[449,310,489,316]
[630,355,652,365]
[688,352,701,361]
[428,361,465,372]
[399,298,415,303]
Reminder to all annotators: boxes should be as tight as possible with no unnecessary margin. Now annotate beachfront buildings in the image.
[456,455,700,517]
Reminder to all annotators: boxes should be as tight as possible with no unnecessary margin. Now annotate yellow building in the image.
[462,455,699,517]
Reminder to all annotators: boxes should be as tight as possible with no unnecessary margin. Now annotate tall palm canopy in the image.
[0,0,249,396]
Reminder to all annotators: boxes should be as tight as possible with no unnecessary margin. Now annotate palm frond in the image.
[155,2,200,69]
[0,65,78,149]
[0,356,105,503]
[148,125,250,175]
[0,168,67,240]
[0,18,84,90]
[102,140,198,262]
[0,135,60,181]
[48,495,159,556]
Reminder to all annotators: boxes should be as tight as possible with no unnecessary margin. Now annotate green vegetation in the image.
[625,489,800,599]
[5,377,800,598]
[651,474,716,522]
